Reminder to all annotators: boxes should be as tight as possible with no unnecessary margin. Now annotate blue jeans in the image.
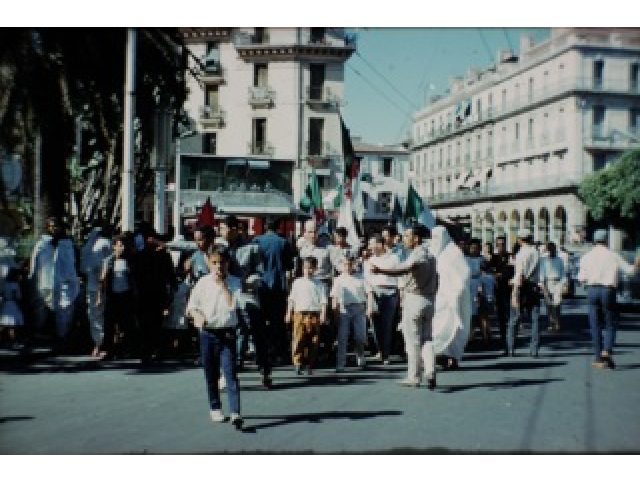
[236,302,271,375]
[199,328,240,414]
[371,291,399,360]
[587,286,617,359]
[507,301,540,356]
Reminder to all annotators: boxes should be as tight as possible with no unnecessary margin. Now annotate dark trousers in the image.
[137,296,165,362]
[200,328,240,414]
[507,284,540,356]
[495,289,511,349]
[587,285,617,359]
[260,287,289,361]
[105,291,136,356]
[237,302,271,376]
[371,291,399,360]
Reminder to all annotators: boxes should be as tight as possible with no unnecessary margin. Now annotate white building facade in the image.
[179,27,355,213]
[410,27,640,249]
[352,141,408,233]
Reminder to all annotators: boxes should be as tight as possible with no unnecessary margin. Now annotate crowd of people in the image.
[1,214,639,430]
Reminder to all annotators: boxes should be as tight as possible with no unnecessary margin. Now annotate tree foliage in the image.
[579,149,640,223]
[0,28,188,238]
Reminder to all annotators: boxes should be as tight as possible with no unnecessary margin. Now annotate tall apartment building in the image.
[177,27,355,227]
[409,27,640,249]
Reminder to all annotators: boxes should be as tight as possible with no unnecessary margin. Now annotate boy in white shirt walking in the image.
[331,255,367,372]
[187,246,243,429]
[285,257,327,375]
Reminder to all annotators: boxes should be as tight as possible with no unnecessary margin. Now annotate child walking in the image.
[186,246,243,429]
[285,256,327,375]
[330,255,367,372]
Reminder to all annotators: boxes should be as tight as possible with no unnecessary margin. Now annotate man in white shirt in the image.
[507,229,541,357]
[186,246,244,429]
[363,234,400,365]
[578,229,640,369]
[331,255,367,372]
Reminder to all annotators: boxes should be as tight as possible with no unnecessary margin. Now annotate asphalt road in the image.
[1,296,639,454]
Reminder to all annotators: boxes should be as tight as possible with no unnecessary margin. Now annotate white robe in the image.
[430,226,472,361]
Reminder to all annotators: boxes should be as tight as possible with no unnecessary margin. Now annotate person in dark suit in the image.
[253,218,294,367]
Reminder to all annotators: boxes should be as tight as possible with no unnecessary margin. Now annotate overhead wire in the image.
[347,63,413,118]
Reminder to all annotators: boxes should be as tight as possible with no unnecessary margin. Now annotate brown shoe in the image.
[591,360,607,369]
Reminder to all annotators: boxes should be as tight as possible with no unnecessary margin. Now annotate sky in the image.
[342,27,550,145]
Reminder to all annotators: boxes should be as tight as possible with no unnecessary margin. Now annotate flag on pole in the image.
[299,169,325,219]
[337,192,361,251]
[391,191,404,234]
[404,184,436,229]
[197,196,215,227]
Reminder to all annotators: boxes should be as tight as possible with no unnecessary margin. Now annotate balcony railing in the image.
[200,60,224,83]
[248,86,275,108]
[305,141,339,158]
[247,141,274,157]
[198,105,225,128]
[234,30,270,45]
[305,86,341,107]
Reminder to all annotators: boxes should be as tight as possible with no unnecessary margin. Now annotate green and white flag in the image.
[404,184,436,229]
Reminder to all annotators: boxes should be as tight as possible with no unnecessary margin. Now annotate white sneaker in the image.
[357,356,366,368]
[219,376,226,390]
[210,409,227,423]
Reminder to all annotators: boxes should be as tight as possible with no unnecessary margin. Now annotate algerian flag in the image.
[404,183,436,229]
[391,191,405,234]
[299,169,323,213]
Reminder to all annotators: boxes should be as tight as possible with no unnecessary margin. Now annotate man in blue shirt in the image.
[253,218,294,366]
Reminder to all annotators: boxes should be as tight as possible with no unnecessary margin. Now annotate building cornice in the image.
[181,28,233,43]
[236,44,355,62]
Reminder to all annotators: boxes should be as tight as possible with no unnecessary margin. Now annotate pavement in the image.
[1,295,639,454]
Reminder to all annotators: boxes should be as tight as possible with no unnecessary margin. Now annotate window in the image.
[447,145,452,166]
[476,98,482,121]
[252,27,268,44]
[488,93,493,116]
[376,192,392,214]
[318,175,329,189]
[204,42,220,73]
[430,179,434,197]
[252,118,267,154]
[487,130,493,157]
[528,118,534,141]
[543,71,549,93]
[254,63,268,87]
[631,63,639,92]
[309,64,325,100]
[205,85,219,109]
[310,27,325,44]
[439,148,443,168]
[382,157,393,177]
[501,89,507,112]
[630,108,640,137]
[515,122,520,140]
[593,60,604,89]
[528,77,534,102]
[410,154,415,172]
[203,133,217,154]
[308,118,324,155]
[592,106,605,139]
[476,134,482,161]
[593,153,608,171]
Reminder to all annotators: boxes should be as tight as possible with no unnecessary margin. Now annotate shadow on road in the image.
[241,370,408,391]
[0,416,35,424]
[454,360,567,372]
[439,377,564,394]
[239,409,404,432]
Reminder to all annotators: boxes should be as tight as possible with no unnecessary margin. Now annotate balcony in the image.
[247,141,274,157]
[200,60,224,84]
[234,30,270,46]
[248,86,275,108]
[305,141,340,159]
[198,105,225,129]
[305,86,341,109]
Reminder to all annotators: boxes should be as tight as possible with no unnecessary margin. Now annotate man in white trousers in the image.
[371,223,438,389]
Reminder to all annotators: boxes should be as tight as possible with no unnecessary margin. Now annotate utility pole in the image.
[121,28,136,232]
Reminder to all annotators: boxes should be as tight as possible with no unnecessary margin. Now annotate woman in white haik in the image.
[430,226,472,370]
